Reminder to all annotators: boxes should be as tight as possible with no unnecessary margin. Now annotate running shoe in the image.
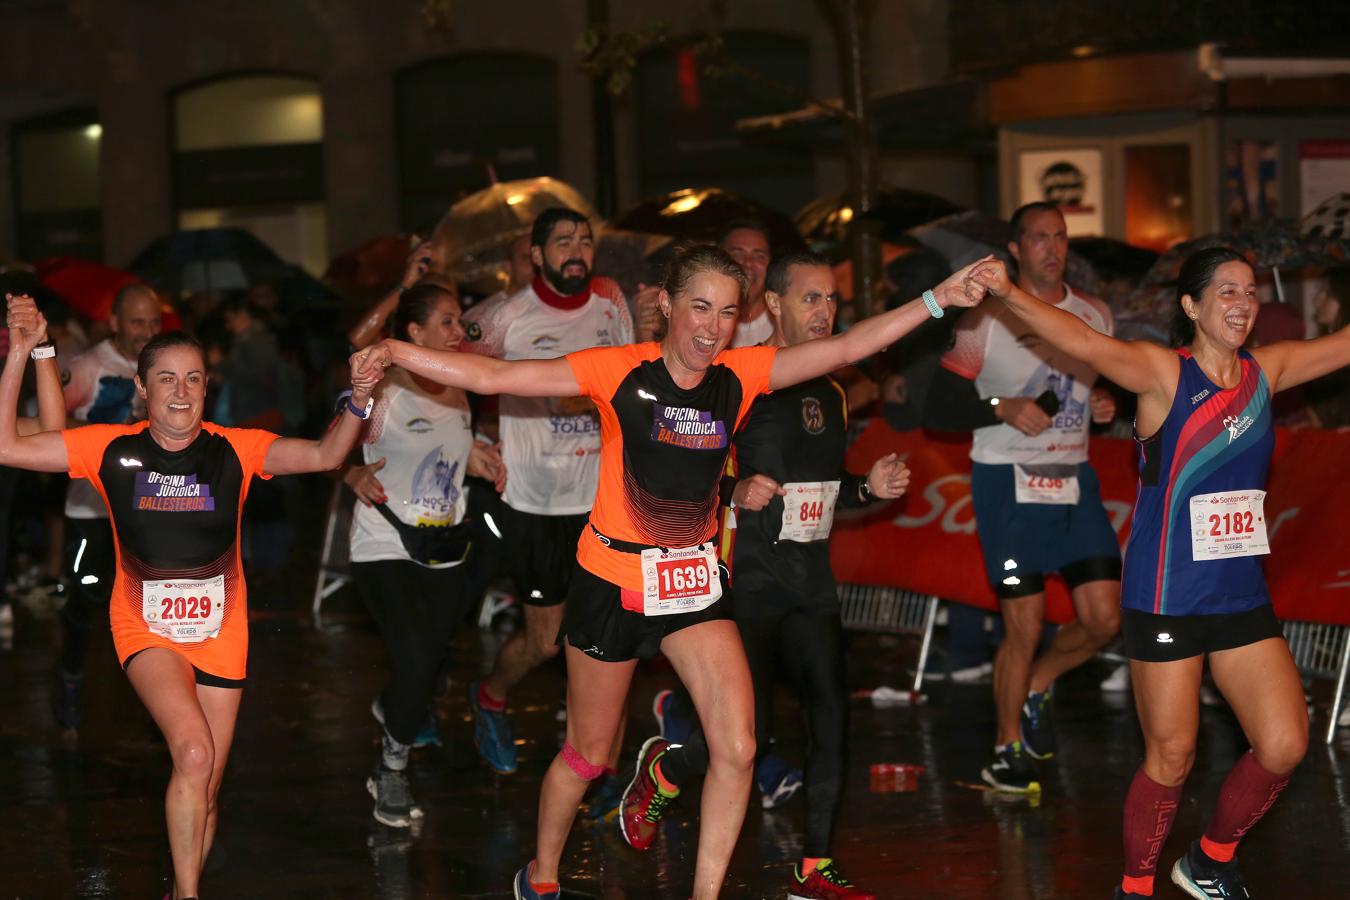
[619,736,679,850]
[52,671,81,732]
[1171,840,1251,899]
[467,680,517,774]
[582,771,625,821]
[651,688,693,742]
[1019,688,1056,760]
[756,753,804,809]
[512,860,560,900]
[980,741,1041,794]
[366,765,423,828]
[787,858,876,899]
[370,696,442,749]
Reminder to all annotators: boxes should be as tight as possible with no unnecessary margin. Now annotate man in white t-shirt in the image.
[53,283,162,731]
[928,203,1121,794]
[460,207,635,774]
[722,219,775,348]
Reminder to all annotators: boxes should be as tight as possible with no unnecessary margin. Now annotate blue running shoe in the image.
[756,753,803,809]
[1019,688,1056,760]
[651,688,694,743]
[468,680,517,774]
[1171,840,1250,899]
[512,860,560,900]
[370,696,442,749]
[583,771,625,821]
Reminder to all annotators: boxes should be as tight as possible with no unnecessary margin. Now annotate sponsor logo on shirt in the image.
[133,471,215,512]
[1223,414,1254,444]
[465,322,483,342]
[549,414,600,436]
[531,334,561,352]
[1190,389,1211,405]
[406,417,434,434]
[651,406,728,450]
[800,397,826,435]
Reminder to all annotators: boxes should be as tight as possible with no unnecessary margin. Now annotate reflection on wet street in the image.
[3,595,1348,898]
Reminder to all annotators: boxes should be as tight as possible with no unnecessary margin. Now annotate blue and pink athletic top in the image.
[1122,349,1274,616]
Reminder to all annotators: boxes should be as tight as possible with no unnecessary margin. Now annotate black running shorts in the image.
[500,506,589,607]
[559,563,731,662]
[1122,604,1284,663]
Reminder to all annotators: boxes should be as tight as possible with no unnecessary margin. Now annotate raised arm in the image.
[263,349,382,475]
[1251,326,1350,393]
[970,260,1174,397]
[347,239,431,350]
[354,338,581,398]
[0,294,69,471]
[769,258,990,390]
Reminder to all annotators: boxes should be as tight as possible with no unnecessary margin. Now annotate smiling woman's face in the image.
[137,345,207,435]
[1185,260,1258,351]
[662,270,742,373]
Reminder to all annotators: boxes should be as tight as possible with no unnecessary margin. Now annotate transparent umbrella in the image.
[430,177,598,294]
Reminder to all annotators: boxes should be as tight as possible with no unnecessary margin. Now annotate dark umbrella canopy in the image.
[129,228,293,295]
[613,188,802,254]
[909,210,1099,295]
[1124,221,1350,341]
[795,187,962,249]
[1139,222,1350,288]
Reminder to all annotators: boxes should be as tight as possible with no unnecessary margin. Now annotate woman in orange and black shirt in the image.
[0,300,380,900]
[357,244,989,900]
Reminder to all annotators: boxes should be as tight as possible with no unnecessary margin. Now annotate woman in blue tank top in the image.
[970,248,1350,899]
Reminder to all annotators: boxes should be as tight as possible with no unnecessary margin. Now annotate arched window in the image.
[395,53,561,231]
[636,31,813,212]
[13,107,102,260]
[170,74,326,273]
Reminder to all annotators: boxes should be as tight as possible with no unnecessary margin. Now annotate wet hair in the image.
[1009,201,1064,243]
[530,207,590,249]
[717,217,771,248]
[394,282,457,341]
[661,243,749,305]
[137,331,204,383]
[112,283,155,317]
[765,249,832,297]
[1169,246,1250,347]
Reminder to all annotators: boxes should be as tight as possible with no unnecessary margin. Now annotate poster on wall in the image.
[1018,148,1103,237]
[1124,143,1193,252]
[1222,140,1279,229]
[1300,140,1350,217]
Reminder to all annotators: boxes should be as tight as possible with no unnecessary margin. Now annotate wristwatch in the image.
[338,390,374,420]
[347,395,374,420]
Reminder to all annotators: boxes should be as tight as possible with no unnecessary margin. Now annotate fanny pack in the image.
[374,503,473,566]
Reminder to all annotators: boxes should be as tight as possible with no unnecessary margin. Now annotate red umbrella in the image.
[34,257,181,330]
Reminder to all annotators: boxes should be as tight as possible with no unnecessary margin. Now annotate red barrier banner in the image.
[832,421,1350,626]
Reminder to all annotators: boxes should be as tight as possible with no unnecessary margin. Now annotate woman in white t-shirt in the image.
[344,282,505,828]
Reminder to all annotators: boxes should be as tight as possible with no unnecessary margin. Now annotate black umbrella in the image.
[129,228,293,295]
[613,188,803,254]
[795,187,962,249]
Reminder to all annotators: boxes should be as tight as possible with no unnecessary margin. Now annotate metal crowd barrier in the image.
[311,483,357,626]
[837,584,940,693]
[1282,620,1350,745]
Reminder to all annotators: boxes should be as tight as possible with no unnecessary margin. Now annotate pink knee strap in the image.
[561,742,605,781]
